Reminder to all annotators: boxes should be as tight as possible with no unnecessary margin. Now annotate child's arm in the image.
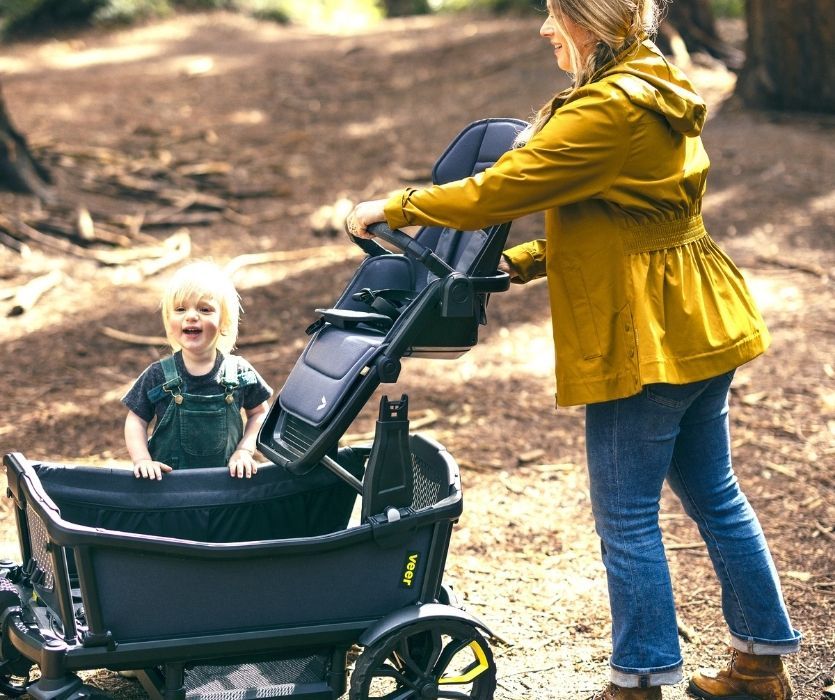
[228,401,269,479]
[125,409,173,480]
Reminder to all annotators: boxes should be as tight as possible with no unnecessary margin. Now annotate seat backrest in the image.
[258,118,527,474]
[415,117,528,283]
[432,117,527,186]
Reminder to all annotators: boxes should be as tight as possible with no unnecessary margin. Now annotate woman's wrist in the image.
[235,446,254,454]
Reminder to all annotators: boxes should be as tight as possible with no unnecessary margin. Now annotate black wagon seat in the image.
[257,117,529,476]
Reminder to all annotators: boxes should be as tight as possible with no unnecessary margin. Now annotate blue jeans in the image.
[585,371,801,688]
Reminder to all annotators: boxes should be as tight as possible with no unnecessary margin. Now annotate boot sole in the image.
[687,680,760,700]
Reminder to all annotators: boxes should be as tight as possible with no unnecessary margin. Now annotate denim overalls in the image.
[147,355,243,470]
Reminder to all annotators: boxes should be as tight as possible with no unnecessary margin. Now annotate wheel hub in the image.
[420,682,439,698]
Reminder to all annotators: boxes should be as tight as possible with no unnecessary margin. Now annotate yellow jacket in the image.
[384,40,769,406]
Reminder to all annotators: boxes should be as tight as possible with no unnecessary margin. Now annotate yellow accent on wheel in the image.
[438,641,490,685]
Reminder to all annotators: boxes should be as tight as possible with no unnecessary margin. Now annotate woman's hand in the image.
[498,254,523,283]
[346,199,388,240]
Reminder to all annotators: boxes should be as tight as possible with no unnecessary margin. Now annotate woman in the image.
[347,0,801,698]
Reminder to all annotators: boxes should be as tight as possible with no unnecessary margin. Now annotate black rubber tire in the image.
[0,577,21,609]
[0,668,36,697]
[349,618,496,699]
[0,575,35,696]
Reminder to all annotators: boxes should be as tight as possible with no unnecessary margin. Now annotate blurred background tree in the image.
[739,0,835,112]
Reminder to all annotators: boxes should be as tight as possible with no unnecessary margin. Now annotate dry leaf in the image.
[741,391,768,405]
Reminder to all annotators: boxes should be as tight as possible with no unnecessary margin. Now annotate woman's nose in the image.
[540,17,553,38]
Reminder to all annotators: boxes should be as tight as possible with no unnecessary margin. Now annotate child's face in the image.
[167,294,222,357]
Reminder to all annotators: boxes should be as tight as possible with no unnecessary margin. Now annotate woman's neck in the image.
[180,348,218,377]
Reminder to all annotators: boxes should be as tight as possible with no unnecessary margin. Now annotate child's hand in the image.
[228,448,258,479]
[134,459,173,480]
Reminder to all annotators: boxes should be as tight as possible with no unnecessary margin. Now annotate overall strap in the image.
[160,355,184,403]
[220,355,240,388]
[220,354,239,404]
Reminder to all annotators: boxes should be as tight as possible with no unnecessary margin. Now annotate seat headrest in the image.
[432,117,529,185]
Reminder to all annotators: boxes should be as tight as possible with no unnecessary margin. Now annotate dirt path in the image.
[0,12,833,699]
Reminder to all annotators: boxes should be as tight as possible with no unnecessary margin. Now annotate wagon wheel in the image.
[349,618,496,699]
[0,664,36,697]
[0,578,35,697]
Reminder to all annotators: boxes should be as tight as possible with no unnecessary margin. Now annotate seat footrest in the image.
[314,308,392,330]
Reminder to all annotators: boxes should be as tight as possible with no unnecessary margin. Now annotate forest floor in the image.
[0,11,833,700]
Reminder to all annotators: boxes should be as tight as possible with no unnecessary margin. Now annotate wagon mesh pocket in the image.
[25,509,55,591]
[184,654,330,699]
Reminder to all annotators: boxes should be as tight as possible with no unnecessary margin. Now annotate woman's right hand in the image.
[133,459,173,480]
[346,199,388,239]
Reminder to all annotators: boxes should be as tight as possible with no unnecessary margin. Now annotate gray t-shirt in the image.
[122,351,272,426]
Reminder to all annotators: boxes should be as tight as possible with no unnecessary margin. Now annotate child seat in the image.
[258,117,527,477]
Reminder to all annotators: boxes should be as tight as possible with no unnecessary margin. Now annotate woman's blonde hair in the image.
[523,0,663,139]
[160,260,241,355]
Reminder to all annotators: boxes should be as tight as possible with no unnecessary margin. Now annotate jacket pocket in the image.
[561,263,602,360]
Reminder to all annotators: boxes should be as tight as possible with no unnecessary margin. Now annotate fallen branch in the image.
[755,254,829,278]
[100,326,167,346]
[677,619,700,643]
[9,217,136,263]
[133,229,191,277]
[235,332,283,346]
[142,210,222,228]
[0,224,28,254]
[113,174,228,210]
[7,269,63,317]
[815,521,835,543]
[25,213,134,248]
[223,244,361,277]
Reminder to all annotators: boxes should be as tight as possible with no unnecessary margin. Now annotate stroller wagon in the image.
[0,116,527,700]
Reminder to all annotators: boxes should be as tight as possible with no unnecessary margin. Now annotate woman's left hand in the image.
[346,199,387,240]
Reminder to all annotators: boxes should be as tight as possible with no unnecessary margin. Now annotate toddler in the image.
[122,261,272,480]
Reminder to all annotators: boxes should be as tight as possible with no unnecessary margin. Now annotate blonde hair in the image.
[522,0,663,140]
[160,261,241,355]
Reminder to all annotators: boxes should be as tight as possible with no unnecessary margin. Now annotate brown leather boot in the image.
[591,682,662,699]
[689,650,792,700]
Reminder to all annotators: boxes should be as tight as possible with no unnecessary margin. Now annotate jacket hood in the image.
[600,40,707,137]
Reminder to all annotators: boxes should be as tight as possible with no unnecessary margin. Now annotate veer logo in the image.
[316,395,327,411]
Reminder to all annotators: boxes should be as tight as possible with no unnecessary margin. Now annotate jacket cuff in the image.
[502,243,543,283]
[383,189,415,230]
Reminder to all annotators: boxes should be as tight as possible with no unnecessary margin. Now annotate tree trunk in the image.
[381,0,430,17]
[0,82,53,199]
[656,0,744,70]
[738,0,835,112]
